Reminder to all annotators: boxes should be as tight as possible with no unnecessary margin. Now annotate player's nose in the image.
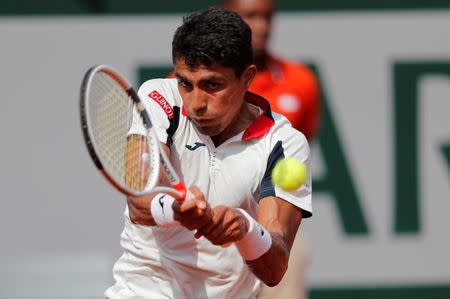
[190,88,207,115]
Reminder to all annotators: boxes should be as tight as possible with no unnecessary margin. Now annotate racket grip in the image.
[173,183,187,201]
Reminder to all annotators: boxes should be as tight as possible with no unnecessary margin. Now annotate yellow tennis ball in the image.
[272,158,307,192]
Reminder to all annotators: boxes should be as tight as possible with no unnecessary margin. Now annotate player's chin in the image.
[195,122,223,137]
[195,124,223,137]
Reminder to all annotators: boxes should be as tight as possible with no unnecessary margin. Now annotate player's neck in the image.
[210,102,259,147]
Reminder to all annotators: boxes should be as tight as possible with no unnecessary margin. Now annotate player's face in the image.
[225,0,275,55]
[174,59,254,138]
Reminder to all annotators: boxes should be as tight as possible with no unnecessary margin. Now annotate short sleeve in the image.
[258,118,312,218]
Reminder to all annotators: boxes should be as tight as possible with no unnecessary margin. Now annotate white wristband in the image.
[235,208,272,261]
[150,193,180,227]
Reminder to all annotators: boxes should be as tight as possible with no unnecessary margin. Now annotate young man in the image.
[105,8,312,299]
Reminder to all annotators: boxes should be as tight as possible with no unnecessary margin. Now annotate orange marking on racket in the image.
[173,183,187,201]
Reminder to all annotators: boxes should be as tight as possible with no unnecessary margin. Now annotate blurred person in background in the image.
[222,0,321,298]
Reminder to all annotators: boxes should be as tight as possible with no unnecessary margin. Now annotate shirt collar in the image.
[241,91,275,140]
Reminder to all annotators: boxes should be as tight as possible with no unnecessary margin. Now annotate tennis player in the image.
[105,7,312,299]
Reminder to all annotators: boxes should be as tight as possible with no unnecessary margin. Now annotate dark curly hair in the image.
[172,7,253,77]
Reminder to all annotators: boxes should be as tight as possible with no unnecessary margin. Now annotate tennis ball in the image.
[272,158,307,192]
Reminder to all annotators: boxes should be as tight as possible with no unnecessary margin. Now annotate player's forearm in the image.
[127,196,158,226]
[234,208,292,286]
[246,232,289,286]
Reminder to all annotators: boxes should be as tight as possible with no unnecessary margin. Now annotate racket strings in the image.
[90,73,152,192]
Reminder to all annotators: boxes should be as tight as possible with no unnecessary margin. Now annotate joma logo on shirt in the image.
[185,142,206,151]
[149,90,174,119]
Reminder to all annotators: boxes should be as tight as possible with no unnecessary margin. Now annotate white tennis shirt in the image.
[105,78,312,299]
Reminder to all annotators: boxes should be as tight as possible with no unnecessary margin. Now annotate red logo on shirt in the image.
[149,90,174,119]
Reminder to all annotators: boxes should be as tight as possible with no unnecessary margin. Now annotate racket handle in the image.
[173,183,187,201]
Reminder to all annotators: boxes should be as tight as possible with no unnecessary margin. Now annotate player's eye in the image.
[202,80,223,92]
[208,82,220,90]
[178,79,192,89]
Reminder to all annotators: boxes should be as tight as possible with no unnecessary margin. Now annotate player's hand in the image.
[172,186,212,230]
[195,206,249,246]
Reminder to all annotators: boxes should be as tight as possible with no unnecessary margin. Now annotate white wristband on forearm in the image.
[235,208,272,261]
[150,193,180,227]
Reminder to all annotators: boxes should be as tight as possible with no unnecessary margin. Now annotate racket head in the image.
[80,65,160,197]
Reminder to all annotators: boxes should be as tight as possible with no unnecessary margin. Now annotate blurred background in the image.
[1,1,450,298]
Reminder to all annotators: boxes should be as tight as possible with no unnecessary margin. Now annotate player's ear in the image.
[242,64,257,89]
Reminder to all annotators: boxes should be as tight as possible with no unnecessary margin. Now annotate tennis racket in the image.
[80,65,187,200]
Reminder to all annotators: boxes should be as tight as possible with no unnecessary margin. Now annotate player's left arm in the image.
[240,126,311,286]
[193,190,307,286]
[245,195,303,286]
[195,128,310,285]
[194,196,303,286]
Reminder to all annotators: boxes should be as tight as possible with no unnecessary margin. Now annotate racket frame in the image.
[80,65,186,200]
